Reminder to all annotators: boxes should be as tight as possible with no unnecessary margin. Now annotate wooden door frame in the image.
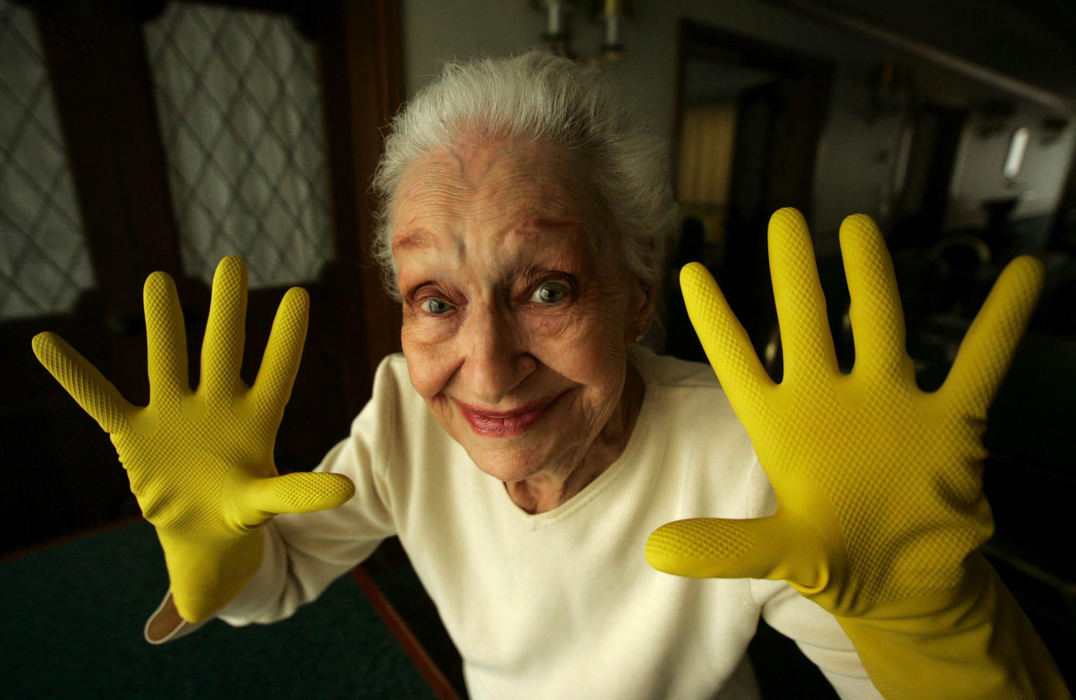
[318,0,405,414]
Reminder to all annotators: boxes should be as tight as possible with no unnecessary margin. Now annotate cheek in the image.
[401,317,457,399]
[528,295,631,380]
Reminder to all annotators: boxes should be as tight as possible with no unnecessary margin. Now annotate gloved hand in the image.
[33,256,355,623]
[646,209,1068,698]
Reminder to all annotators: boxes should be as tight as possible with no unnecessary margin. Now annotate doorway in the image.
[665,19,833,371]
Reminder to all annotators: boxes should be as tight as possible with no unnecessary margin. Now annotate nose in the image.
[459,301,536,404]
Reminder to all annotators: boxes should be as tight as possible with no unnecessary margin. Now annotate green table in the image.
[0,521,434,698]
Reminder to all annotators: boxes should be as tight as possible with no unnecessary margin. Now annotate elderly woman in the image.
[34,52,1066,698]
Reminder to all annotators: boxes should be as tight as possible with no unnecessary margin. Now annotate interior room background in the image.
[2,0,1073,692]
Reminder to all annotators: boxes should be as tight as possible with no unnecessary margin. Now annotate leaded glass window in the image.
[144,2,332,288]
[0,0,95,319]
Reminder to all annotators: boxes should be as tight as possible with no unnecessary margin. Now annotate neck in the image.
[504,360,645,514]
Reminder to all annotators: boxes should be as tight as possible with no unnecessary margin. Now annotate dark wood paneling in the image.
[317,0,406,415]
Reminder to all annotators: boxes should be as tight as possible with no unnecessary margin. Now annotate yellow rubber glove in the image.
[32,256,355,623]
[646,209,1069,698]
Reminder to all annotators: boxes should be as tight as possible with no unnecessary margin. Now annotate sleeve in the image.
[752,579,882,699]
[746,456,883,698]
[144,356,406,640]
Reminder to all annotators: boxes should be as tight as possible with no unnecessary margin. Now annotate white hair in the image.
[371,50,677,301]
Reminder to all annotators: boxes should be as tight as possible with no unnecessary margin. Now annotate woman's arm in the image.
[646,209,1069,697]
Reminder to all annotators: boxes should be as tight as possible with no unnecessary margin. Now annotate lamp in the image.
[531,0,631,63]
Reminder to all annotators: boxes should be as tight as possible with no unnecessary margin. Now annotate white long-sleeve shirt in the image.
[207,347,880,698]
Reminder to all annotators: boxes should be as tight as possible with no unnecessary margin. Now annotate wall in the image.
[950,103,1076,225]
[401,0,1075,247]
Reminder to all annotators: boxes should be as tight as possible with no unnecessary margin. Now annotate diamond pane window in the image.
[145,2,332,288]
[0,0,95,319]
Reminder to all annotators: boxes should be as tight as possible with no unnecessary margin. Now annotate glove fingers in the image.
[250,287,309,413]
[143,271,190,405]
[32,332,134,433]
[681,262,773,412]
[767,208,838,381]
[239,471,355,525]
[645,515,812,582]
[839,214,910,381]
[201,256,248,402]
[939,255,1043,414]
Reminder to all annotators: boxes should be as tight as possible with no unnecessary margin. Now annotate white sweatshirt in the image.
[208,347,880,699]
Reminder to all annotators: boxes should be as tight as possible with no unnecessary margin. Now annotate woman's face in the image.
[392,135,649,485]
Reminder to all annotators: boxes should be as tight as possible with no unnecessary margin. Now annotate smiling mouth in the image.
[454,391,569,437]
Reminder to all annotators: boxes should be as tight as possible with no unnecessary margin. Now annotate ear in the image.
[628,278,656,344]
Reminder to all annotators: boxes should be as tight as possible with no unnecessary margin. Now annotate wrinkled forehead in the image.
[390,136,610,259]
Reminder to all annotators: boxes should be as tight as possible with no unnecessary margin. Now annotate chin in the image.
[465,442,555,483]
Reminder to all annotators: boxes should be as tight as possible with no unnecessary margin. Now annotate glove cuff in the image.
[835,555,1069,699]
[156,527,265,622]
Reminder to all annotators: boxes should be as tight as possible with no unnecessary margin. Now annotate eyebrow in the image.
[394,218,582,251]
[502,219,585,250]
[517,217,581,233]
[392,229,434,251]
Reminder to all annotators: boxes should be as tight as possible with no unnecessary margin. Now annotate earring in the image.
[635,332,645,342]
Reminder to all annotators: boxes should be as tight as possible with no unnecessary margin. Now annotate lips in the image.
[454,391,568,437]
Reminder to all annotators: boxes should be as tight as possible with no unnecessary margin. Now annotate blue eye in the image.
[531,281,569,304]
[420,298,454,314]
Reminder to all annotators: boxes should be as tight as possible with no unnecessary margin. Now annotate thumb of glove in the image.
[232,471,356,529]
[646,514,824,587]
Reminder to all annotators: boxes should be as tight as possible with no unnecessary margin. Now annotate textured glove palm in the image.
[33,257,354,622]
